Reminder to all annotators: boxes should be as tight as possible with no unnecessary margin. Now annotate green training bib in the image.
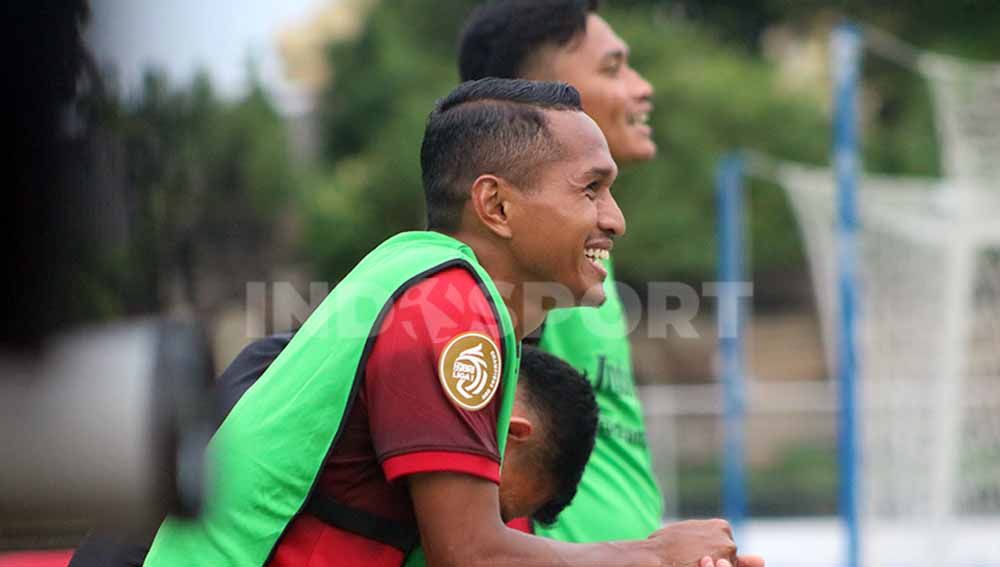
[145,231,519,566]
[535,259,663,542]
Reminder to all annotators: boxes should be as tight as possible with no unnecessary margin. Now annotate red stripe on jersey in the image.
[0,550,73,567]
[383,450,500,485]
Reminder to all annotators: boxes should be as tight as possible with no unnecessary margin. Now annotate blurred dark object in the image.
[213,332,293,421]
[0,320,214,550]
[68,534,147,567]
[0,2,213,551]
[3,0,94,349]
[68,331,294,566]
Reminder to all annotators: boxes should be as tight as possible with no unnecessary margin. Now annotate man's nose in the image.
[627,66,654,101]
[598,192,626,238]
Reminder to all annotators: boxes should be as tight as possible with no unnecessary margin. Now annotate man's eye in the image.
[585,183,599,199]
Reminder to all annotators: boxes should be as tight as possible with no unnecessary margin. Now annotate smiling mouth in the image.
[626,112,650,126]
[584,247,610,267]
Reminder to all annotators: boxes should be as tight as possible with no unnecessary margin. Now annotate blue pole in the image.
[832,23,862,567]
[716,152,746,532]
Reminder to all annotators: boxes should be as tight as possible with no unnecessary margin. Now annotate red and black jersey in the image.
[69,266,507,567]
[270,266,506,565]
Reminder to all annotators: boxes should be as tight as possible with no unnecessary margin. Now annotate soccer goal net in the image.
[775,35,1000,560]
[776,161,1000,565]
[719,24,1000,566]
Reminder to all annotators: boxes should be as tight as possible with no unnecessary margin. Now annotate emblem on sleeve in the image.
[438,332,502,411]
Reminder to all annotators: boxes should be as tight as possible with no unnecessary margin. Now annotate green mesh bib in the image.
[535,259,663,542]
[145,231,520,566]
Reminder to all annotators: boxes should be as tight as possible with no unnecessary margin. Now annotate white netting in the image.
[774,163,1000,566]
[920,55,1000,191]
[863,26,1000,191]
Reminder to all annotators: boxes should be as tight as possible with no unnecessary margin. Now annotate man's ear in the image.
[469,174,513,239]
[507,415,534,443]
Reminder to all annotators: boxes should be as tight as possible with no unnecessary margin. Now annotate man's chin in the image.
[615,138,657,164]
[641,141,657,159]
[632,140,657,162]
[577,289,608,308]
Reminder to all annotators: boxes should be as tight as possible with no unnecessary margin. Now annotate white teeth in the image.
[584,248,610,261]
[628,112,649,126]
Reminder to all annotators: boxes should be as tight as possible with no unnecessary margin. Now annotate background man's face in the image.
[539,14,656,164]
[505,110,623,307]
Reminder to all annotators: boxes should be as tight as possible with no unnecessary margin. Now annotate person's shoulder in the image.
[398,266,498,321]
[215,332,295,420]
[417,265,485,294]
[377,265,503,353]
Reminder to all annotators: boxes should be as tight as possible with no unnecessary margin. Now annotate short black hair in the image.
[458,0,599,82]
[420,77,582,231]
[517,345,598,526]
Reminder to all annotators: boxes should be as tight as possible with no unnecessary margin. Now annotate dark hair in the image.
[517,345,598,526]
[458,0,599,81]
[420,77,582,231]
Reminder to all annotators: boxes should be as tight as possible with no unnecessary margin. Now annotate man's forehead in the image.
[577,14,628,58]
[546,110,607,148]
[526,14,627,76]
[544,112,617,178]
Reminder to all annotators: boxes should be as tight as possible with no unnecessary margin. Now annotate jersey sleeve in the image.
[364,266,506,485]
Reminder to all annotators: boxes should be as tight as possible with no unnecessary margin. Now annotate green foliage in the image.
[305,2,474,280]
[82,68,297,315]
[627,0,1000,61]
[595,10,829,283]
[676,443,837,517]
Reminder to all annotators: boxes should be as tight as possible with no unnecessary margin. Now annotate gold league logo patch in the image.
[438,332,502,411]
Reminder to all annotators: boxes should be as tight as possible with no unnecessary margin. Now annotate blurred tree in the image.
[304,0,479,281]
[649,0,1000,60]
[78,67,298,326]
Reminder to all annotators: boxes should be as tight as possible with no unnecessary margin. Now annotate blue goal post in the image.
[713,22,863,567]
[715,152,747,534]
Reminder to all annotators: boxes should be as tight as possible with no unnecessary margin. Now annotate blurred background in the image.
[4,0,999,561]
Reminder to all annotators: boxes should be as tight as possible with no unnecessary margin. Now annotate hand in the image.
[648,519,736,567]
[700,554,766,567]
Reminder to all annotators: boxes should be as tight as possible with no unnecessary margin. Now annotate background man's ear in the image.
[469,174,513,239]
[507,415,534,442]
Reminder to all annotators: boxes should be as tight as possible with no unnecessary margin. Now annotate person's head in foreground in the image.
[459,0,656,166]
[504,345,599,523]
[421,77,624,308]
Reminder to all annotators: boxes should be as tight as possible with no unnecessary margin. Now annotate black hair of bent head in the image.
[458,0,599,81]
[517,345,598,526]
[420,77,582,232]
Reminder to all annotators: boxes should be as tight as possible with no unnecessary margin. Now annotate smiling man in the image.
[141,78,745,567]
[459,0,663,543]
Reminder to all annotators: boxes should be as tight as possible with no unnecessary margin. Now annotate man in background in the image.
[460,0,664,541]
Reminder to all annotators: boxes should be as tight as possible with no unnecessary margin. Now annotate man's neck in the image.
[443,230,546,341]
